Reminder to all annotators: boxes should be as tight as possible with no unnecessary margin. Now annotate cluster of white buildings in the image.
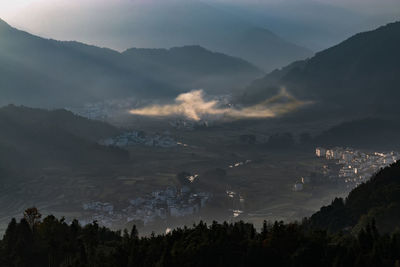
[81,186,211,227]
[101,131,179,148]
[316,147,399,187]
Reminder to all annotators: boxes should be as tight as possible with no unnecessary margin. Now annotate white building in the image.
[316,147,326,157]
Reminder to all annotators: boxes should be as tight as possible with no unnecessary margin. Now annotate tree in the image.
[23,207,42,230]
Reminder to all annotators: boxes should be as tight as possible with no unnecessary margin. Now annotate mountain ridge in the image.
[6,1,313,71]
[0,18,262,108]
[242,21,400,114]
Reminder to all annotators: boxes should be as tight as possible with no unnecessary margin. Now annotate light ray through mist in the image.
[129,89,311,121]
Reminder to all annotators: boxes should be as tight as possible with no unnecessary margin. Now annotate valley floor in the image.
[0,116,351,235]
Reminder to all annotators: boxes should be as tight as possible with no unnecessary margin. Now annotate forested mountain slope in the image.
[309,161,400,233]
[0,19,262,107]
[243,22,400,114]
[0,105,127,171]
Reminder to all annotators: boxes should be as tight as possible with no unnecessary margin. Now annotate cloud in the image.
[129,88,311,121]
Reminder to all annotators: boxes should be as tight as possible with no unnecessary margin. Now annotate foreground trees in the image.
[1,211,400,267]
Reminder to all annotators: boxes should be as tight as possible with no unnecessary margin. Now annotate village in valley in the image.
[293,147,399,192]
[81,185,211,228]
[78,143,400,229]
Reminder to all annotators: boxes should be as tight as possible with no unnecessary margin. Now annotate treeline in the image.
[1,210,400,267]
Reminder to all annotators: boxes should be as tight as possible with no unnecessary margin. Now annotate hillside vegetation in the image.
[243,22,400,114]
[309,161,400,234]
[0,19,262,107]
[0,105,127,171]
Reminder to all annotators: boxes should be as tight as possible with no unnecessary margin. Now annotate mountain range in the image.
[2,16,400,120]
[7,0,312,72]
[0,18,262,108]
[243,21,400,115]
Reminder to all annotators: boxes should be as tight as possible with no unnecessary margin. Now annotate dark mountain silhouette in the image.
[0,19,262,108]
[243,21,400,114]
[312,118,400,150]
[0,19,170,107]
[122,45,263,95]
[0,105,127,171]
[308,160,400,234]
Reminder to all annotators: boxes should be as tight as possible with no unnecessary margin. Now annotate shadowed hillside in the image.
[0,105,127,171]
[243,22,400,115]
[309,161,400,233]
[310,118,400,150]
[122,45,263,95]
[0,19,262,108]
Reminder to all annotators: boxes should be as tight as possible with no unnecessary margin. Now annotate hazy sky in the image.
[1,0,37,15]
[1,0,398,52]
[1,0,399,17]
